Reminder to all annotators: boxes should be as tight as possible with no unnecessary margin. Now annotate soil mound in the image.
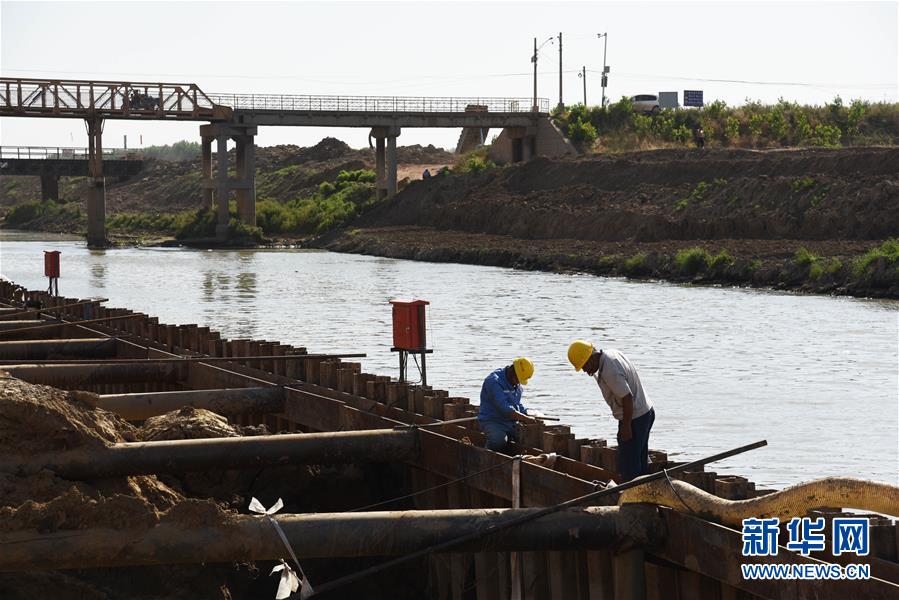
[0,371,134,454]
[361,147,899,242]
[139,406,245,441]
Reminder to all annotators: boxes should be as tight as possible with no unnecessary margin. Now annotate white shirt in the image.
[594,349,653,420]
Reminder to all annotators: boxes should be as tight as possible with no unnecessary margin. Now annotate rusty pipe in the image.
[0,428,420,479]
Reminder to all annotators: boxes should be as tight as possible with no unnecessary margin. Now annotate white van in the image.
[631,94,661,114]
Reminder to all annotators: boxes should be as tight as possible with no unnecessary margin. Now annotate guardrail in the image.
[207,93,550,114]
[0,146,140,160]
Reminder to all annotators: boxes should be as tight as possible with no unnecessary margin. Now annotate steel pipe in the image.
[0,338,115,360]
[0,428,420,479]
[1,362,183,386]
[0,505,663,572]
[96,386,285,420]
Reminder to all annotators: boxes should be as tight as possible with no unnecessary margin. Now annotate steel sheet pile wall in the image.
[1,280,897,600]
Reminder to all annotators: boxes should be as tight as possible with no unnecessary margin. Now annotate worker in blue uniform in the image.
[478,358,537,453]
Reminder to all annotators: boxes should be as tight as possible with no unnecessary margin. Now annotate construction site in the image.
[0,280,897,599]
[1,2,897,598]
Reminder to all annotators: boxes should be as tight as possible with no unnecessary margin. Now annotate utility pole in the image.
[582,66,587,106]
[532,37,537,112]
[558,32,563,110]
[598,32,609,107]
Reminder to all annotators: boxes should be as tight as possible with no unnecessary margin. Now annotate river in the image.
[1,232,897,489]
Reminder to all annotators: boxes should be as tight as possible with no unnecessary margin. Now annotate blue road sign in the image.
[684,90,704,107]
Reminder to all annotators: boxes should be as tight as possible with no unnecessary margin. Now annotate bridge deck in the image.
[1,78,548,127]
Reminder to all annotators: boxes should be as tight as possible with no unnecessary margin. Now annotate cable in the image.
[663,468,698,516]
[584,69,897,89]
[304,439,767,597]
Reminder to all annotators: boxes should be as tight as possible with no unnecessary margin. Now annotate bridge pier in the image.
[39,175,59,202]
[200,124,257,240]
[85,117,107,248]
[371,126,400,198]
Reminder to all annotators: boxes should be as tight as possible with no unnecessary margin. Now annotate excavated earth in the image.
[0,138,455,215]
[0,373,422,599]
[314,147,899,297]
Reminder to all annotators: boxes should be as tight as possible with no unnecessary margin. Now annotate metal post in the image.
[532,37,537,112]
[583,66,587,106]
[558,32,563,110]
[601,32,609,107]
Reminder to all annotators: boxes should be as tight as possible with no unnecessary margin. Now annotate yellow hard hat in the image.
[513,357,535,385]
[567,340,594,371]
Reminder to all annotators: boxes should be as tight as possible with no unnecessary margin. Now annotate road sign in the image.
[684,90,704,107]
[659,91,679,109]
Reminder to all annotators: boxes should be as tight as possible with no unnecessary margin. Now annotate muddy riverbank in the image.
[311,147,899,298]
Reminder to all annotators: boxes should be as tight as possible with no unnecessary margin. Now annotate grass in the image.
[3,199,84,230]
[674,247,734,276]
[674,181,710,212]
[622,253,649,275]
[851,239,899,277]
[793,247,821,267]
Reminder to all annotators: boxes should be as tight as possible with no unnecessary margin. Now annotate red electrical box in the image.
[44,250,61,278]
[390,299,429,350]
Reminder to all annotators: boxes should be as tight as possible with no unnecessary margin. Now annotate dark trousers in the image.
[480,420,517,453]
[617,407,655,482]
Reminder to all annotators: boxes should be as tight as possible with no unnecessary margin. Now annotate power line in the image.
[585,69,897,89]
[5,66,894,91]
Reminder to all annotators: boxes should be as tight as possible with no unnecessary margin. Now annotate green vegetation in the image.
[622,253,649,275]
[674,247,734,276]
[851,239,899,278]
[792,247,845,280]
[562,105,599,149]
[141,140,201,162]
[255,169,376,234]
[674,181,711,212]
[455,154,496,174]
[4,199,84,230]
[453,147,497,174]
[793,247,821,267]
[809,258,843,280]
[552,96,899,152]
[790,176,815,194]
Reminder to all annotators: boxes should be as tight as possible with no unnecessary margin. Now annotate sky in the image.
[1,0,897,151]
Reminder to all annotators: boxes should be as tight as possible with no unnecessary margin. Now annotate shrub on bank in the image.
[3,199,84,231]
[674,247,734,276]
[851,239,899,284]
[552,96,899,152]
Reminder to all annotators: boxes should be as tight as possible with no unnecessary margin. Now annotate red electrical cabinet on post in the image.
[44,250,61,278]
[389,299,431,385]
[390,299,429,349]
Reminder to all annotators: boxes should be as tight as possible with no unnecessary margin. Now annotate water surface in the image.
[2,232,896,488]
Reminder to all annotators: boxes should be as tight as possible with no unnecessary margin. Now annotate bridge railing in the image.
[0,146,140,160]
[0,78,227,119]
[207,93,550,114]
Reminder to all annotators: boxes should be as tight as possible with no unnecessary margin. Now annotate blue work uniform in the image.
[478,367,528,452]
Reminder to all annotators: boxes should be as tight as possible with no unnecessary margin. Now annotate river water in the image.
[1,232,897,489]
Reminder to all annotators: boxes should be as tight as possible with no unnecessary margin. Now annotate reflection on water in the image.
[1,234,897,488]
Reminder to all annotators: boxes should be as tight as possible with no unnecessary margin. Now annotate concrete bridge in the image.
[0,146,143,202]
[0,78,573,246]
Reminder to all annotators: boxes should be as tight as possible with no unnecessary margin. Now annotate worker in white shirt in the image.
[567,340,655,482]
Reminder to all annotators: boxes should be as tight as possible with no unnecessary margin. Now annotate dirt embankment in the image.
[315,147,899,297]
[0,374,423,599]
[0,138,455,216]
